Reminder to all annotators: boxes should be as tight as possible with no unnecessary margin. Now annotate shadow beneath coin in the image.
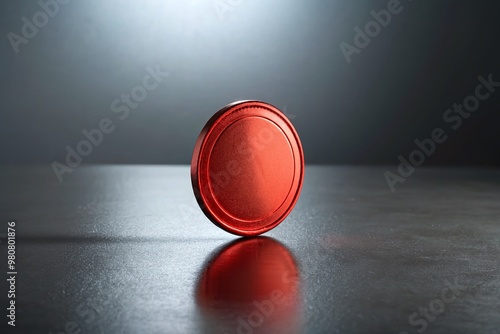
[195,237,301,334]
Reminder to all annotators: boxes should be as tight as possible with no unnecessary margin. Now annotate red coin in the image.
[191,100,304,236]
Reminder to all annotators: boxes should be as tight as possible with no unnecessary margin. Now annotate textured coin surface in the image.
[191,100,304,236]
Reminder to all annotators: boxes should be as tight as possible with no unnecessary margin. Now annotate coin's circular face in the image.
[191,100,304,236]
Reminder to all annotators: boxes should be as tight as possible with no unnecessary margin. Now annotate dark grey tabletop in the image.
[1,166,499,334]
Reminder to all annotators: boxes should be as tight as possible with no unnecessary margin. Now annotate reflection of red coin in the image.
[191,101,305,236]
[196,237,300,333]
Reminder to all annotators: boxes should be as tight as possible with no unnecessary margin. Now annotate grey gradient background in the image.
[1,0,499,165]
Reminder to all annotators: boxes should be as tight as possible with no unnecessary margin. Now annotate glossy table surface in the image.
[1,165,499,334]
